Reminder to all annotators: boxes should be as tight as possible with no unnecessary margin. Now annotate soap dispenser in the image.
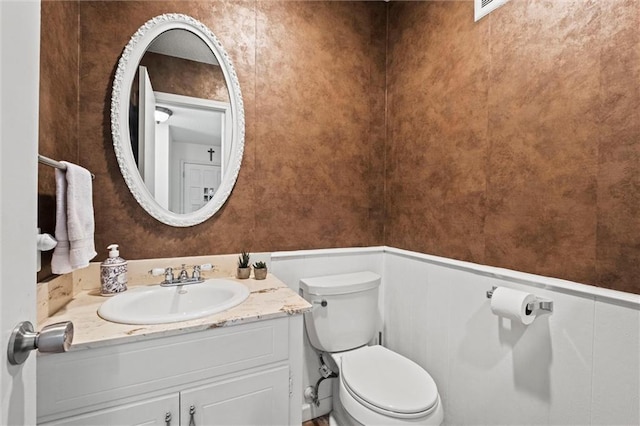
[100,244,128,296]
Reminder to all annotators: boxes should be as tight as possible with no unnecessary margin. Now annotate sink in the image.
[98,279,250,325]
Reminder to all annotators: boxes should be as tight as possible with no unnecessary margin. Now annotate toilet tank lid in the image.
[300,271,381,296]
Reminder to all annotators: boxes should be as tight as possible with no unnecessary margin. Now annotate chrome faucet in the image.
[178,264,189,281]
[160,264,205,287]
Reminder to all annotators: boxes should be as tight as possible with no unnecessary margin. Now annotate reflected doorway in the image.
[182,162,222,214]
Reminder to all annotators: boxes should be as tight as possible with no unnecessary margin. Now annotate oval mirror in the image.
[111,14,244,227]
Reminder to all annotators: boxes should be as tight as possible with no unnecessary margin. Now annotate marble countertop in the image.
[40,275,312,351]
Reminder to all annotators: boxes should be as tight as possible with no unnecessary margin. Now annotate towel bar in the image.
[38,154,95,180]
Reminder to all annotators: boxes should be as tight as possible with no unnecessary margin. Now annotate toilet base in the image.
[330,367,443,426]
[327,374,363,426]
[329,393,363,426]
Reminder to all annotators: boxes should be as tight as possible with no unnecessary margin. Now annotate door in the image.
[138,66,156,189]
[180,366,289,426]
[182,163,221,214]
[0,1,40,424]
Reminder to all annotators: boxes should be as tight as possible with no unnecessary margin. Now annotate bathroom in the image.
[1,0,638,424]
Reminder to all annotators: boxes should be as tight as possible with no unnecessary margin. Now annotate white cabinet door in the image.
[181,367,289,426]
[40,394,179,426]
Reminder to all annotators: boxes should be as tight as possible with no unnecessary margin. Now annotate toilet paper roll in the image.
[490,287,537,325]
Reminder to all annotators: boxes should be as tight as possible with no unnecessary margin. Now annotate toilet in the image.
[300,271,443,426]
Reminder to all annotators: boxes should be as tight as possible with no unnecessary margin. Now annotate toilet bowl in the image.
[300,272,444,426]
[328,346,443,426]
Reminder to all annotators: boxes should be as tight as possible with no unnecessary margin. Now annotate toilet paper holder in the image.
[486,286,554,314]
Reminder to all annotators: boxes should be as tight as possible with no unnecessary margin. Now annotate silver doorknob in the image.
[7,321,74,365]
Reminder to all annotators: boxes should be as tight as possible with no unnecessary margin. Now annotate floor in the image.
[302,414,330,426]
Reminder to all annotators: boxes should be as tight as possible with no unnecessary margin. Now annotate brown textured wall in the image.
[140,51,230,102]
[39,1,639,294]
[253,1,387,249]
[386,0,640,293]
[38,0,79,281]
[75,1,386,261]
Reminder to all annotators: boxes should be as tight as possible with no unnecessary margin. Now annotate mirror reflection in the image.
[129,29,231,214]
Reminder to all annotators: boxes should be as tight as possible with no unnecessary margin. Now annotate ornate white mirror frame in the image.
[111,14,245,227]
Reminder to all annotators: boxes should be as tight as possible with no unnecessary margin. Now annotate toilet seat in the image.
[340,346,440,419]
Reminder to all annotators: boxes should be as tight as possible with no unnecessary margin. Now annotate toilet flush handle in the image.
[312,299,328,308]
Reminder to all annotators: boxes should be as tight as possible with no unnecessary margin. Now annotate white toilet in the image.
[300,271,443,426]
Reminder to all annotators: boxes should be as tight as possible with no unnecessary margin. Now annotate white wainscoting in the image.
[271,246,640,425]
[383,247,639,426]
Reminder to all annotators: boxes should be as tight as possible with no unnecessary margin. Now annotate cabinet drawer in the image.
[38,318,289,422]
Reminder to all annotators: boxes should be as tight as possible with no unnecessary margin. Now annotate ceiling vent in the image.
[475,0,509,21]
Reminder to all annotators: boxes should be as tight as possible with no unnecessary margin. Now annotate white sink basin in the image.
[98,279,250,325]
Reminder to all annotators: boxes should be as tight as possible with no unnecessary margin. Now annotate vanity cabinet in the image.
[41,367,288,426]
[37,317,303,426]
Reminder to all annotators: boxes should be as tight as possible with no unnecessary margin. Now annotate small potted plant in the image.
[237,251,251,279]
[253,261,267,280]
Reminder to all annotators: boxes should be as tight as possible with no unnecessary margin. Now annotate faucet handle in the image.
[150,268,165,277]
[164,267,174,282]
[192,265,201,280]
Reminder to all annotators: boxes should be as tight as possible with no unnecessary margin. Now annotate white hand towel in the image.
[63,161,97,269]
[51,162,97,274]
[51,168,72,274]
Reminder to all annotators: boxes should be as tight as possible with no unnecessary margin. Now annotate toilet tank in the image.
[300,271,380,353]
